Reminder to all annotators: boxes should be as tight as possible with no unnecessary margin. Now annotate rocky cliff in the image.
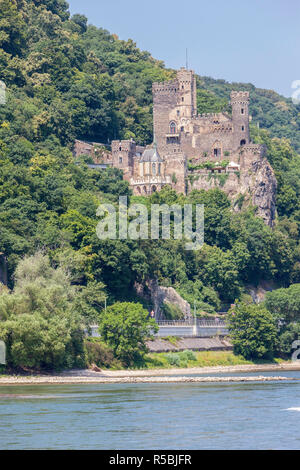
[187,154,277,227]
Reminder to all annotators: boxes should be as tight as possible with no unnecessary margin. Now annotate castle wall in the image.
[76,67,276,226]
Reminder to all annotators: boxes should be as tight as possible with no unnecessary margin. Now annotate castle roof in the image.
[140,146,163,163]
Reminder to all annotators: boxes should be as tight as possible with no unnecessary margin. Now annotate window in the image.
[181,126,184,132]
[177,110,180,116]
[152,163,156,176]
[241,108,244,114]
[214,148,221,157]
[240,139,246,146]
[170,122,176,134]
[119,156,123,164]
[182,97,184,102]
[119,146,122,151]
[158,163,161,175]
[242,126,245,131]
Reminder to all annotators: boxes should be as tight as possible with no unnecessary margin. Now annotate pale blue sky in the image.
[68,0,299,98]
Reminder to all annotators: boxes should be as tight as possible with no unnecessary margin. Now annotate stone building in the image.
[74,68,277,225]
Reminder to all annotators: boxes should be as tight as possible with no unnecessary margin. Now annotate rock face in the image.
[188,150,277,227]
[250,158,277,226]
[148,280,191,320]
[246,280,276,303]
[135,280,191,320]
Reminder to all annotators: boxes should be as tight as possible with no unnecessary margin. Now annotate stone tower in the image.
[230,91,250,149]
[111,140,136,180]
[176,67,197,119]
[152,68,197,153]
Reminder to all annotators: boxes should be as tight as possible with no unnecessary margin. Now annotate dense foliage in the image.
[0,0,299,368]
[227,301,278,360]
[99,302,158,366]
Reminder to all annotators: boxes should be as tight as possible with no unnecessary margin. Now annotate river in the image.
[1,370,300,449]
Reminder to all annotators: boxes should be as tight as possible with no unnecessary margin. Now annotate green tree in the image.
[0,252,87,370]
[265,284,300,324]
[227,302,278,360]
[99,302,158,367]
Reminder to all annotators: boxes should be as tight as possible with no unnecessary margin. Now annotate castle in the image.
[74,68,277,225]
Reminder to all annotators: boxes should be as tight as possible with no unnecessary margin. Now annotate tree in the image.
[227,302,278,360]
[0,0,27,56]
[278,323,300,358]
[99,302,158,367]
[0,312,85,370]
[0,252,87,370]
[265,284,300,325]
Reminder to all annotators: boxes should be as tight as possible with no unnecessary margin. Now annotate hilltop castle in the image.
[74,68,277,225]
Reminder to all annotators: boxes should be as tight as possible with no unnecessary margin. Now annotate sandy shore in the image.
[0,362,300,385]
[0,375,296,385]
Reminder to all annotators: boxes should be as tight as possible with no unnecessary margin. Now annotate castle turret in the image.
[111,139,136,180]
[177,68,197,118]
[230,91,250,149]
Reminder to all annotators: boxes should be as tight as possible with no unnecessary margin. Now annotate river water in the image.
[1,370,300,450]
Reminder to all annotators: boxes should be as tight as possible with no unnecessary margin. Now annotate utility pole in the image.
[193,300,197,336]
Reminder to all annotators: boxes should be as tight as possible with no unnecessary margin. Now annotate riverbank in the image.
[1,362,300,385]
[105,362,300,377]
[0,374,296,385]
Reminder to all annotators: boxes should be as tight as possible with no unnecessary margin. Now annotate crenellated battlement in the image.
[230,91,250,104]
[152,80,179,94]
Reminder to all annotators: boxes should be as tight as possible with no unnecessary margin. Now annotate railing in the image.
[156,319,227,327]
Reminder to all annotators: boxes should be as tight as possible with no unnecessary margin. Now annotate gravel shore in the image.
[0,375,296,385]
[0,362,299,385]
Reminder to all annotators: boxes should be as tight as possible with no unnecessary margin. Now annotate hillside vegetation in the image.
[0,0,299,370]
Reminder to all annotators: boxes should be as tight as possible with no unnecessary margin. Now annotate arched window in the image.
[158,163,161,175]
[152,186,157,193]
[152,163,156,176]
[241,126,245,131]
[170,122,176,134]
[143,186,147,194]
[240,139,246,146]
[241,108,244,115]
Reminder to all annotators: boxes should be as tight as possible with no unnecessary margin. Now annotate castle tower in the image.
[177,68,197,119]
[152,69,196,153]
[230,91,250,149]
[111,139,136,180]
[152,78,178,152]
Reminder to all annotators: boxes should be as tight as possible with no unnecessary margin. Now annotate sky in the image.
[68,0,300,98]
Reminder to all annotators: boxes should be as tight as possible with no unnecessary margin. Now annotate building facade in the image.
[74,68,277,224]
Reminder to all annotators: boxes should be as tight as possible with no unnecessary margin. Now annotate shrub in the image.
[180,350,197,361]
[85,339,115,368]
[166,353,181,367]
[161,302,184,320]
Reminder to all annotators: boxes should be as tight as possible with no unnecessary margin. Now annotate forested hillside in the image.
[0,0,300,369]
